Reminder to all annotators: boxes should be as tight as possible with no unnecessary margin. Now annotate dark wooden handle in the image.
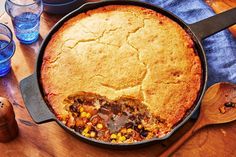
[189,7,236,40]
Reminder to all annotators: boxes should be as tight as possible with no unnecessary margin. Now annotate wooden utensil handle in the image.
[160,119,205,157]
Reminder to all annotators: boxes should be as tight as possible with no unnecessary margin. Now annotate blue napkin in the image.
[142,0,236,87]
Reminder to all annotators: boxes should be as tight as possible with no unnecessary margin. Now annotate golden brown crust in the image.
[41,5,202,130]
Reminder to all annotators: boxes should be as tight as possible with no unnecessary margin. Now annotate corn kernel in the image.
[81,112,87,118]
[111,140,116,143]
[96,123,103,129]
[147,132,154,139]
[118,136,126,142]
[86,112,91,119]
[138,124,142,129]
[79,107,84,112]
[127,128,133,133]
[117,133,121,137]
[83,127,89,133]
[110,134,117,139]
[90,131,96,138]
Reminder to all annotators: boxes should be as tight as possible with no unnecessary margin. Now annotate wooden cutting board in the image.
[0,5,236,157]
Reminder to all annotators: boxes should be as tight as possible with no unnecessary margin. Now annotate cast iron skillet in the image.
[19,0,236,148]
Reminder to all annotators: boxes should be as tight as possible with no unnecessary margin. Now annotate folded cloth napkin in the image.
[142,0,236,87]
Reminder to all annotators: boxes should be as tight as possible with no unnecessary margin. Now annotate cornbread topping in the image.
[41,5,202,143]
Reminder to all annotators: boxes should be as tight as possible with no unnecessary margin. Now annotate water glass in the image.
[5,0,43,44]
[0,24,15,77]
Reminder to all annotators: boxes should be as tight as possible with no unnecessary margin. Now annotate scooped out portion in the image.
[61,92,169,143]
[41,5,202,143]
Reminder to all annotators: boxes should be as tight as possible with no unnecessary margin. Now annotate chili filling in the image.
[62,94,167,143]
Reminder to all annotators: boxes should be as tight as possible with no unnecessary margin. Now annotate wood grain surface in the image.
[0,5,236,157]
[161,82,236,157]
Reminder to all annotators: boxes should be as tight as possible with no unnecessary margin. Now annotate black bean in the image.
[134,125,140,132]
[103,102,110,107]
[122,112,128,116]
[69,104,78,112]
[125,122,134,128]
[76,98,84,104]
[129,115,136,121]
[140,130,149,137]
[90,126,97,133]
[111,105,121,114]
[224,102,235,107]
[128,106,134,112]
[137,114,144,120]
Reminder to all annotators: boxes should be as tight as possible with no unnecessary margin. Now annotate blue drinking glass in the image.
[5,0,43,44]
[0,23,15,77]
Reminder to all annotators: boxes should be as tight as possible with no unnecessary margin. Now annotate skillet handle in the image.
[20,74,55,124]
[189,7,236,40]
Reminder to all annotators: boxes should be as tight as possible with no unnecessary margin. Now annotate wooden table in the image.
[0,6,236,157]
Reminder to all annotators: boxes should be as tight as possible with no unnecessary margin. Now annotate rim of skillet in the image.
[35,0,207,147]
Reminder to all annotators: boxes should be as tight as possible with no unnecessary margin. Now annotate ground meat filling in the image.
[62,93,167,143]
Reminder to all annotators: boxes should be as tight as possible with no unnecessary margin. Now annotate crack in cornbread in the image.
[41,5,202,142]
